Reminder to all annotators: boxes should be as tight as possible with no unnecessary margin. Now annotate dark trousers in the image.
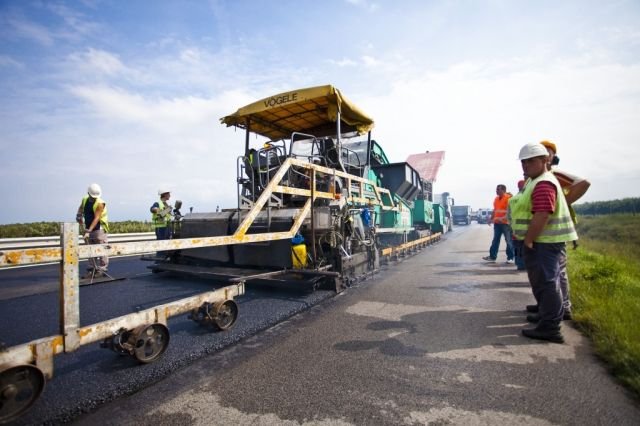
[513,239,525,269]
[155,226,172,257]
[523,242,565,326]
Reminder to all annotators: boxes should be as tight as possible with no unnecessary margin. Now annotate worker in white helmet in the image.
[76,183,109,277]
[150,189,173,258]
[511,143,577,344]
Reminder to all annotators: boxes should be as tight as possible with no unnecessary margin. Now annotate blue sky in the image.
[1,0,639,224]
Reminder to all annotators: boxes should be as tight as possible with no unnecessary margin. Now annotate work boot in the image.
[526,304,539,313]
[522,323,564,344]
[527,312,572,322]
[482,256,496,262]
[527,314,540,323]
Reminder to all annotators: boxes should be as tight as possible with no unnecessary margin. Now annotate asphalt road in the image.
[72,224,639,426]
[3,224,639,425]
[1,255,333,424]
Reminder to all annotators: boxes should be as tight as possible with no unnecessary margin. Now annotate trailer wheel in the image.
[129,323,170,364]
[0,364,45,423]
[211,300,239,331]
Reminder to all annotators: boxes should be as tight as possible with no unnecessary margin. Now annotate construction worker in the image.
[509,179,527,271]
[483,184,514,263]
[525,140,591,321]
[76,183,109,277]
[512,142,577,343]
[150,189,173,258]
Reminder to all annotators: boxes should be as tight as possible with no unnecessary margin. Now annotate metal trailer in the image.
[0,225,246,423]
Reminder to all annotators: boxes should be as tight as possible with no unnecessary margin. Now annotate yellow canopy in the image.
[220,85,375,140]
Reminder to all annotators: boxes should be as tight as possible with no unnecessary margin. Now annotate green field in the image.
[570,214,640,397]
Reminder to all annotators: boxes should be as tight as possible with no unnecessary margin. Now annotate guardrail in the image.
[0,232,156,249]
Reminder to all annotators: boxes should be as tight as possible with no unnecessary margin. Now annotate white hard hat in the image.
[518,143,549,160]
[88,183,102,197]
[158,189,171,196]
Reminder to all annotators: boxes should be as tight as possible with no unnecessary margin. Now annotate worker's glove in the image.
[83,232,90,241]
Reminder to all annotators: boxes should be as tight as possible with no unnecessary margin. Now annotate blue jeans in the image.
[489,223,514,260]
[523,242,565,326]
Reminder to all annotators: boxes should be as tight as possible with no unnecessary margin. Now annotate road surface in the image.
[75,224,640,425]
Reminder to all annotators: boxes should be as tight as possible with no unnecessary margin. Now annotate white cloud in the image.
[328,58,358,67]
[361,55,380,67]
[0,55,23,68]
[7,17,54,46]
[68,48,127,76]
[361,56,640,209]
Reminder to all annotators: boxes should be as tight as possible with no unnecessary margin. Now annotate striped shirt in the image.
[531,181,556,213]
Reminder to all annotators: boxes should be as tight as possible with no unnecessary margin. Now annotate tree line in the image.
[0,221,153,238]
[573,197,640,216]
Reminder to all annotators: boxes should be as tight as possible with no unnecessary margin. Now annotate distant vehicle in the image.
[477,209,492,224]
[452,205,471,225]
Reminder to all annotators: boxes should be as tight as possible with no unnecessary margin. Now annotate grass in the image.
[569,214,640,397]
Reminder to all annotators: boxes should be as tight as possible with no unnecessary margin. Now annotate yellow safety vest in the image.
[152,199,172,228]
[511,172,577,243]
[81,195,109,233]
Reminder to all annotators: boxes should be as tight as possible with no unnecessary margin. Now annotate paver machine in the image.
[153,85,425,291]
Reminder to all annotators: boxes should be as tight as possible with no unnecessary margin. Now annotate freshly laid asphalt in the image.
[70,224,639,425]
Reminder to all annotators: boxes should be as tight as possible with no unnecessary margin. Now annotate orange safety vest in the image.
[493,194,511,224]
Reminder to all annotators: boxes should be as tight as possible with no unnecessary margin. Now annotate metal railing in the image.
[0,232,155,249]
[0,158,414,422]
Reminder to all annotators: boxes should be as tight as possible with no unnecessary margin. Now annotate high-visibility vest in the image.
[81,195,109,233]
[493,193,511,224]
[511,172,577,243]
[152,199,172,228]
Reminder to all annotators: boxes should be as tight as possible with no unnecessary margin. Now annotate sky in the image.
[1,0,639,224]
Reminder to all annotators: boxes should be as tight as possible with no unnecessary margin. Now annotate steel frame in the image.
[0,158,398,379]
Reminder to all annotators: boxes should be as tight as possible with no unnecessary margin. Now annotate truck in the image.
[452,205,471,225]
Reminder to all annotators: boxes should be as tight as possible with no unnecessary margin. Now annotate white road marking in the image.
[406,406,558,425]
[346,301,496,321]
[149,390,354,425]
[346,301,583,364]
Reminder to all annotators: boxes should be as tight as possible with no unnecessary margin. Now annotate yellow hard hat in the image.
[540,140,557,154]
